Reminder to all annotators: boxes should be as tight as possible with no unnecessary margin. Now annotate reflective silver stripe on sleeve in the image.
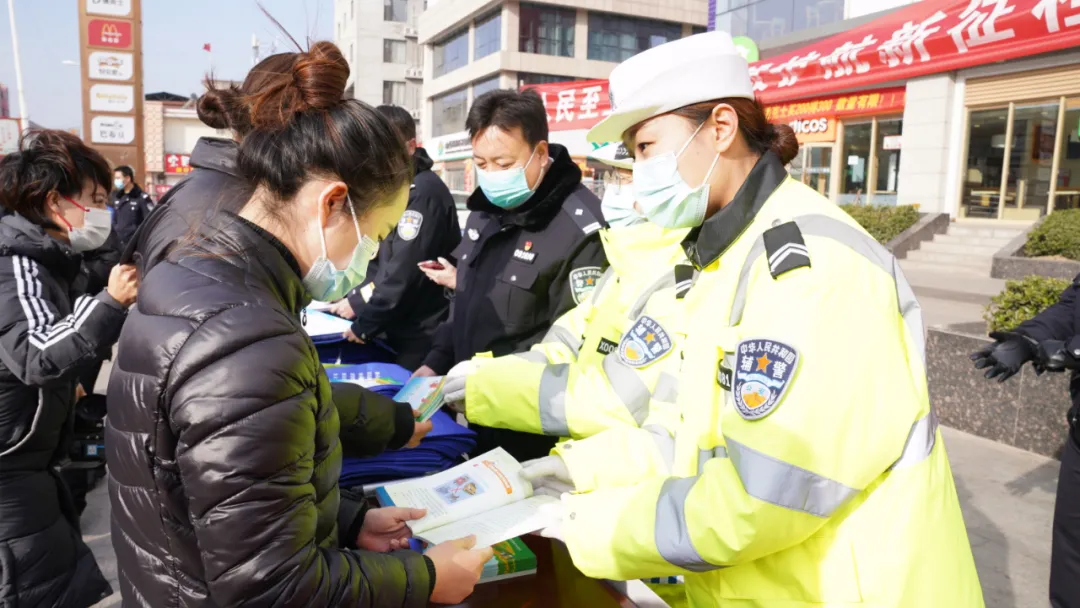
[537,363,571,436]
[890,412,938,470]
[698,446,728,475]
[643,424,675,473]
[727,215,925,365]
[654,477,721,572]
[590,267,616,305]
[601,353,651,425]
[627,270,677,321]
[726,436,859,518]
[652,372,679,404]
[514,350,551,364]
[541,324,583,359]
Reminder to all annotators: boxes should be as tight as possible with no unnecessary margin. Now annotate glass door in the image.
[1053,98,1080,212]
[1008,101,1060,220]
[804,144,833,197]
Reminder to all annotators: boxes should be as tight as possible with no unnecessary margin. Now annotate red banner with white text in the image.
[752,0,1080,104]
[522,79,612,132]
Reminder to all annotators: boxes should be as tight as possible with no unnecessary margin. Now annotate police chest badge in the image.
[397,210,423,241]
[731,339,799,420]
[569,266,603,304]
[618,316,673,368]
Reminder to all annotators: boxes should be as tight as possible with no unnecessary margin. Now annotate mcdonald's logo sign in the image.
[88,19,131,49]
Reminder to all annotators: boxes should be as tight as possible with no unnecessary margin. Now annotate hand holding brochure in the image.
[393,376,447,423]
[375,448,561,548]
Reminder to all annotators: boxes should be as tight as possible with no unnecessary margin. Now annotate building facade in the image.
[418,0,708,197]
[335,0,426,130]
[142,97,223,199]
[0,84,9,118]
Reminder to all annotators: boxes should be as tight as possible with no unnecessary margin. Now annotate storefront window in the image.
[839,122,872,205]
[962,108,1009,219]
[1008,102,1059,218]
[1055,99,1080,211]
[874,119,902,205]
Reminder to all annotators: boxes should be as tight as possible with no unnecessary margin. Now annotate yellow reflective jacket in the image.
[556,153,984,608]
[465,222,689,439]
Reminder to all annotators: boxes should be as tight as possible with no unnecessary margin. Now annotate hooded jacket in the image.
[422,143,608,461]
[347,147,461,369]
[106,212,433,607]
[0,213,123,607]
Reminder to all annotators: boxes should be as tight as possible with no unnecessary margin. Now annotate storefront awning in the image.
[752,0,1080,104]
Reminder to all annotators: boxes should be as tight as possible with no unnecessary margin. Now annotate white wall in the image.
[846,0,917,19]
[163,116,219,155]
[896,73,957,214]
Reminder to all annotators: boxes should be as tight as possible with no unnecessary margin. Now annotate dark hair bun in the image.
[768,123,800,165]
[196,86,236,130]
[247,41,350,131]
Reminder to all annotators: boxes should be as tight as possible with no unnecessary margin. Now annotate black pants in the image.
[1052,426,1080,607]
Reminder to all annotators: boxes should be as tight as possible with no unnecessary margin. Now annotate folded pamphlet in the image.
[375,448,560,547]
[394,376,447,423]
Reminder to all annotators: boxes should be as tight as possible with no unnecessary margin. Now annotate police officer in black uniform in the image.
[111,165,154,250]
[416,89,608,461]
[334,105,462,370]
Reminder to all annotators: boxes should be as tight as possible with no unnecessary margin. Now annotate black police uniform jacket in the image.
[1016,275,1080,424]
[0,213,124,607]
[422,144,608,460]
[346,147,461,370]
[106,212,432,607]
[111,184,154,249]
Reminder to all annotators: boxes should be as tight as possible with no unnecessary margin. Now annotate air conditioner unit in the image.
[404,26,418,37]
[406,67,423,79]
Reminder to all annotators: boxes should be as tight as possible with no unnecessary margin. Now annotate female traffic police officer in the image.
[524,32,984,607]
[442,143,691,441]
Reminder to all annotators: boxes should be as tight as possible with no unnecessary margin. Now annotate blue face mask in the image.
[601,183,643,228]
[302,194,379,302]
[632,121,719,229]
[477,148,542,210]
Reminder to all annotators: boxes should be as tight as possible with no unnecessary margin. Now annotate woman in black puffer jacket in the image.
[106,41,491,608]
[0,130,139,607]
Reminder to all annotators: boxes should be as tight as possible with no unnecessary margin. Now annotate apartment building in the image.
[418,0,707,194]
[334,0,426,129]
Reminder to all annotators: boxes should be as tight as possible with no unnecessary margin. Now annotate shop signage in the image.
[882,135,903,150]
[88,19,132,49]
[0,118,19,155]
[90,115,135,144]
[153,183,173,197]
[751,0,1080,104]
[89,83,134,112]
[164,153,192,174]
[789,116,837,144]
[732,36,759,62]
[88,51,133,81]
[522,79,611,132]
[764,87,905,122]
[86,0,131,16]
[430,131,473,162]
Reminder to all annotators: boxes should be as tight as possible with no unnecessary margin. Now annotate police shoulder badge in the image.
[732,338,799,420]
[569,266,603,304]
[618,315,674,368]
[397,210,423,241]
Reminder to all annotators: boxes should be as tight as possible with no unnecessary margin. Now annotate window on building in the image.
[432,88,468,137]
[475,11,502,60]
[434,29,469,77]
[839,121,872,205]
[519,3,575,58]
[444,167,466,192]
[961,107,1014,218]
[691,25,706,35]
[1055,99,1080,212]
[384,0,407,22]
[518,73,580,86]
[473,76,502,100]
[874,119,903,205]
[713,0,842,43]
[587,13,682,63]
[383,81,406,106]
[384,39,406,64]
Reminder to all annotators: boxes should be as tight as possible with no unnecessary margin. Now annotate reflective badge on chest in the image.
[732,338,799,420]
[569,266,603,304]
[397,210,423,241]
[618,316,673,368]
[468,228,480,241]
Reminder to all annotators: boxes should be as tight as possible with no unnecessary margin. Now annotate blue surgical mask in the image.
[632,121,719,229]
[477,148,542,210]
[302,194,379,302]
[601,183,643,228]
[113,178,125,190]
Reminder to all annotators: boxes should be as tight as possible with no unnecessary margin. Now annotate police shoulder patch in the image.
[569,266,603,304]
[397,210,423,241]
[618,315,674,368]
[732,338,799,420]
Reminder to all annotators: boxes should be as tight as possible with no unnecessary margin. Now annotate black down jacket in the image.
[0,213,122,607]
[106,212,433,607]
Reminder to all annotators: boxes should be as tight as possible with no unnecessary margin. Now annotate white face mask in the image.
[301,194,379,301]
[632,121,720,230]
[601,183,643,228]
[69,208,113,252]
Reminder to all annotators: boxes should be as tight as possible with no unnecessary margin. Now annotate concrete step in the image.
[919,241,1003,257]
[905,249,994,272]
[931,233,1015,249]
[946,225,1026,240]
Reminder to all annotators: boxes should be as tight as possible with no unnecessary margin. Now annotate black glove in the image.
[969,331,1038,382]
[1035,340,1068,374]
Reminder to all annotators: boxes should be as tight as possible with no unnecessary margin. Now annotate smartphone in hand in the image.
[418,260,446,271]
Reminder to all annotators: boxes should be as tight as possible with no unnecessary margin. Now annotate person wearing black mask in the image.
[110,165,154,249]
[331,104,461,370]
[415,89,608,461]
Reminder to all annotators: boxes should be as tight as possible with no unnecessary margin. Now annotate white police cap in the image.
[587,141,633,170]
[587,31,754,144]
